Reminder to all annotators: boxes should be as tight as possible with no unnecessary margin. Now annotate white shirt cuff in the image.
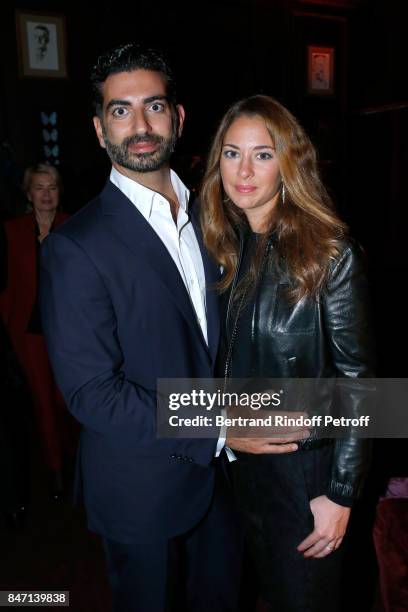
[214,409,237,462]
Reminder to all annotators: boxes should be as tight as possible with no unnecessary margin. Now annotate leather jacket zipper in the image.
[223,236,273,391]
[250,238,273,347]
[223,231,245,392]
[223,285,248,392]
[225,232,245,332]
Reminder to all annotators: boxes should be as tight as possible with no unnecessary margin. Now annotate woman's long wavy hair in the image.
[200,95,348,302]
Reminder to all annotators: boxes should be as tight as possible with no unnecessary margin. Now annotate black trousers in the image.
[102,460,242,612]
[230,444,343,612]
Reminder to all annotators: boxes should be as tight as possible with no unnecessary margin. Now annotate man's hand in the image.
[297,495,351,558]
[226,436,300,454]
[225,408,310,455]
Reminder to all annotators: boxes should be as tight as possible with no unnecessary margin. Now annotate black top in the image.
[26,220,55,334]
[0,222,7,293]
[226,230,261,379]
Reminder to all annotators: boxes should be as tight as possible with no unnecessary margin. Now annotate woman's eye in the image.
[112,107,129,117]
[223,150,239,159]
[257,152,273,160]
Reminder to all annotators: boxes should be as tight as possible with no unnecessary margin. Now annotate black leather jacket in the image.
[219,230,375,506]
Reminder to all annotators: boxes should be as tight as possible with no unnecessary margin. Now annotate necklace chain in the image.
[223,285,248,393]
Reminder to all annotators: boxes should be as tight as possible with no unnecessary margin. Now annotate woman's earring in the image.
[281,183,286,204]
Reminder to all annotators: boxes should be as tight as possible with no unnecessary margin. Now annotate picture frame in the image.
[307,46,334,96]
[16,11,67,78]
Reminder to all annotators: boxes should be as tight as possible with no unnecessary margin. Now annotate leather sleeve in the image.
[322,242,376,505]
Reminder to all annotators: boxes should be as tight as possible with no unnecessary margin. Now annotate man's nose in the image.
[132,109,152,134]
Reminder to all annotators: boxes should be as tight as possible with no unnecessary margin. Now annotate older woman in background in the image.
[0,163,76,500]
[201,96,375,611]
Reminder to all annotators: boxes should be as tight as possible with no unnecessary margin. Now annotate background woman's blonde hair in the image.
[200,95,348,301]
[23,163,62,196]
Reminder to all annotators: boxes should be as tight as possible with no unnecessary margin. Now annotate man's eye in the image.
[222,150,239,159]
[148,102,164,112]
[112,107,129,117]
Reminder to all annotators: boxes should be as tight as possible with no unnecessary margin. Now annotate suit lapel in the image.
[100,181,212,360]
[189,198,220,365]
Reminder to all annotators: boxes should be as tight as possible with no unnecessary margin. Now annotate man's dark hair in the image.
[91,43,177,117]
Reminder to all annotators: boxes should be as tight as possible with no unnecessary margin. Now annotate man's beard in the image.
[103,126,178,173]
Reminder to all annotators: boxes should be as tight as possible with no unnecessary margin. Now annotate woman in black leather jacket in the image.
[200,95,375,611]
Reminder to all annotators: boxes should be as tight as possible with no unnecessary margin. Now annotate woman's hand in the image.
[297,495,351,558]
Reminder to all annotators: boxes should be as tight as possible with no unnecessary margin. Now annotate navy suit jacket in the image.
[40,180,221,543]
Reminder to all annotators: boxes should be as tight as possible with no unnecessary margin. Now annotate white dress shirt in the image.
[110,166,207,343]
[110,167,226,456]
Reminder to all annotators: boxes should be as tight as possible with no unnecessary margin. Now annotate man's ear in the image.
[176,104,186,138]
[93,116,106,149]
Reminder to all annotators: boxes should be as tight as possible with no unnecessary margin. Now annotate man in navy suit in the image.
[40,43,240,611]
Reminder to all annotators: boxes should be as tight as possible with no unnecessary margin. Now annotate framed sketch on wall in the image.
[16,11,67,78]
[307,46,334,95]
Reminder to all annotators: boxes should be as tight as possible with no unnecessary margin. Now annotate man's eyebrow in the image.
[106,99,132,111]
[143,95,169,104]
[105,95,169,111]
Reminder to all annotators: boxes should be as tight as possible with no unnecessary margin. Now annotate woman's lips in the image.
[235,184,256,193]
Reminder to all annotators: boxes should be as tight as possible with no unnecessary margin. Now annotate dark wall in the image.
[0,1,288,178]
[0,6,405,606]
[350,0,408,108]
[0,0,406,227]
